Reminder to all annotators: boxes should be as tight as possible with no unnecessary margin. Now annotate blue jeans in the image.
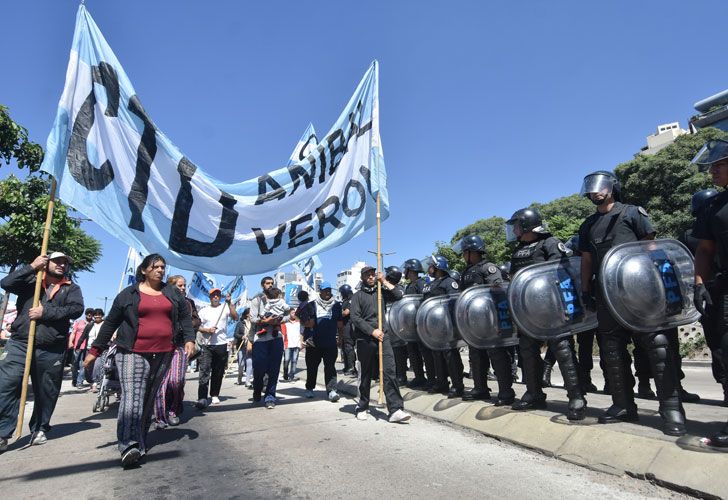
[252,337,284,402]
[283,347,300,380]
[72,349,87,385]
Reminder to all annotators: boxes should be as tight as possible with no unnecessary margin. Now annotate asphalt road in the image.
[0,367,690,500]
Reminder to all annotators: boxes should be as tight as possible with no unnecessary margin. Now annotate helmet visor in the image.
[451,238,464,255]
[691,140,728,172]
[505,222,518,243]
[580,173,614,197]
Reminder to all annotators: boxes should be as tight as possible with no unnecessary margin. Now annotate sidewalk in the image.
[330,356,728,499]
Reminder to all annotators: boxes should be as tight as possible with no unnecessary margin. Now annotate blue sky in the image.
[2,1,728,310]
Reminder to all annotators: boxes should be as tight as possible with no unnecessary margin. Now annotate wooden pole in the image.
[15,177,57,440]
[376,193,384,405]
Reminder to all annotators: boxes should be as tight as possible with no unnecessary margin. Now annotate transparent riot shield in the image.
[388,295,422,343]
[454,284,518,349]
[415,294,465,351]
[508,256,597,340]
[599,239,699,332]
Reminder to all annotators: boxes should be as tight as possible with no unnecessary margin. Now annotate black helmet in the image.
[449,270,461,282]
[581,170,621,202]
[506,208,548,242]
[402,258,424,273]
[454,234,485,254]
[691,188,719,216]
[692,139,728,172]
[498,262,511,278]
[385,266,403,285]
[338,284,353,299]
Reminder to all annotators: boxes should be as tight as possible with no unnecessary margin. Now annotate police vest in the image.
[510,239,548,275]
[422,276,459,299]
[460,261,500,290]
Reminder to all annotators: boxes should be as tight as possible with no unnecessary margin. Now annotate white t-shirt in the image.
[284,321,301,349]
[88,322,103,346]
[198,304,231,346]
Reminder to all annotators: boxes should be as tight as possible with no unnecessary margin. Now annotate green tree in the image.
[0,105,44,172]
[616,127,726,239]
[532,193,595,242]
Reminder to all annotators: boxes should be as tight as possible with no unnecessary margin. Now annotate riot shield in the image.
[415,294,465,351]
[508,256,597,340]
[454,284,519,349]
[388,295,422,343]
[599,239,699,332]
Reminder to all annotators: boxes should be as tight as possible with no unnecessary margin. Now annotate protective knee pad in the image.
[642,332,678,402]
[551,338,581,399]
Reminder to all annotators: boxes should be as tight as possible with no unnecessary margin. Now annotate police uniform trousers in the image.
[391,337,409,383]
[484,347,515,400]
[341,324,357,373]
[469,346,490,393]
[406,341,427,382]
[707,278,728,387]
[443,348,464,391]
[700,282,726,384]
[596,289,682,416]
[432,350,449,390]
[519,335,582,403]
[356,334,404,415]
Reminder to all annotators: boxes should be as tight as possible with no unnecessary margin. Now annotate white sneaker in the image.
[389,409,411,424]
[31,430,47,445]
[304,390,315,399]
[211,396,221,405]
[356,410,369,421]
[328,390,340,402]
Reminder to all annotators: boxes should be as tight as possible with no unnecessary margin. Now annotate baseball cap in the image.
[319,281,332,290]
[48,251,72,264]
[209,288,222,296]
[360,265,376,276]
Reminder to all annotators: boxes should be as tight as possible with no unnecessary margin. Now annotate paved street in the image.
[0,363,692,499]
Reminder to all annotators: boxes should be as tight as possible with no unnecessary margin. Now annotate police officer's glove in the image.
[694,283,713,316]
[581,291,596,313]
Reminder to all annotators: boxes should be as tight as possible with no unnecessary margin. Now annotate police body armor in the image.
[454,283,518,349]
[508,256,597,340]
[599,239,699,332]
[388,294,422,343]
[415,294,465,351]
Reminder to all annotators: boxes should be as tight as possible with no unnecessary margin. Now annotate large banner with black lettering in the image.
[41,6,388,275]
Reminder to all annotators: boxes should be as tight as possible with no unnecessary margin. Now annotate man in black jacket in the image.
[0,252,84,450]
[350,266,411,423]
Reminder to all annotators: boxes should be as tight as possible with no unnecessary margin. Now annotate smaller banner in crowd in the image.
[188,272,218,308]
[293,255,322,288]
[118,247,143,292]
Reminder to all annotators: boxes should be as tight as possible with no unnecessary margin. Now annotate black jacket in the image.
[350,284,403,340]
[1,264,84,347]
[91,283,195,353]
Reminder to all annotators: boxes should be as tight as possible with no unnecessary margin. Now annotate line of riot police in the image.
[384,148,728,442]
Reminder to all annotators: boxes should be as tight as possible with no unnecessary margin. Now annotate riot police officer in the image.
[507,208,587,420]
[339,284,357,376]
[402,258,433,389]
[457,235,515,405]
[579,170,685,435]
[386,266,409,386]
[422,255,463,398]
[692,140,728,444]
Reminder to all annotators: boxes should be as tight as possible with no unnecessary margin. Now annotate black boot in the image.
[636,377,655,399]
[598,332,638,424]
[642,332,687,436]
[541,362,554,388]
[678,384,700,403]
[512,337,546,411]
[489,347,516,406]
[553,338,587,421]
[710,422,728,447]
[462,388,490,401]
[579,370,598,393]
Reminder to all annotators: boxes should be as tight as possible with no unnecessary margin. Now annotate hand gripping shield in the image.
[454,284,518,349]
[388,294,422,343]
[599,239,699,332]
[415,294,465,351]
[508,256,597,340]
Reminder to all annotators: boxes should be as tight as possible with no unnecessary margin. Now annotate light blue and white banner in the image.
[287,123,318,166]
[118,246,143,292]
[188,272,217,307]
[293,255,322,288]
[41,6,388,276]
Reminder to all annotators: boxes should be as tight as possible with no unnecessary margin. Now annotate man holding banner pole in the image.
[0,252,84,450]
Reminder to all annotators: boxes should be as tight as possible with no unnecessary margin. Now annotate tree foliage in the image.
[0,105,44,172]
[615,127,726,239]
[0,106,101,275]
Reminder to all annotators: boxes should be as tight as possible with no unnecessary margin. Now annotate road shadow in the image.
[2,421,102,454]
[146,427,200,450]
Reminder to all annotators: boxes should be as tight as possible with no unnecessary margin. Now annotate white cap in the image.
[48,251,72,264]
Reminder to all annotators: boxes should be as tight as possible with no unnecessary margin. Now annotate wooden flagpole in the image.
[376,193,384,405]
[15,177,57,439]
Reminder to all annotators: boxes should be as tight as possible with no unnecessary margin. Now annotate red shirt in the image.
[134,292,174,353]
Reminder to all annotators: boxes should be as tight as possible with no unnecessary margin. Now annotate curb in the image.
[335,376,727,499]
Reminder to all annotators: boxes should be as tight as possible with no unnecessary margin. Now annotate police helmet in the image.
[427,254,449,273]
[338,284,353,299]
[505,208,549,242]
[453,234,486,254]
[498,263,511,279]
[691,188,719,216]
[692,139,728,172]
[402,258,424,274]
[449,270,461,282]
[385,266,403,285]
[580,170,622,202]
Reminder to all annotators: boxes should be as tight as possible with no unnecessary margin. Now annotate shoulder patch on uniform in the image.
[557,242,568,254]
[638,206,648,217]
[488,265,497,274]
[451,281,459,289]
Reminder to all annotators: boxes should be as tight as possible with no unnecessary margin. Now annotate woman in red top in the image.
[85,254,195,468]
